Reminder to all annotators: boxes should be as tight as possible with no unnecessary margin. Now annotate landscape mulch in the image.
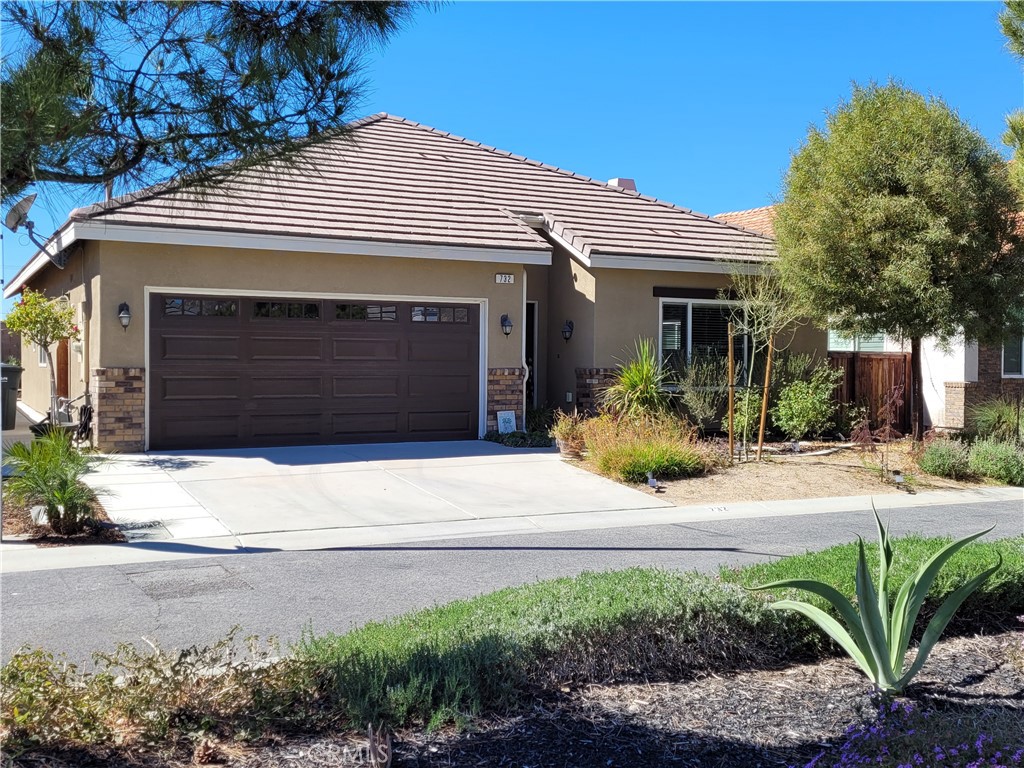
[0,495,125,546]
[12,631,1020,768]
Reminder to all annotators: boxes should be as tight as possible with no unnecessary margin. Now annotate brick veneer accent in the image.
[92,367,145,452]
[575,368,617,414]
[487,368,524,432]
[943,343,1024,429]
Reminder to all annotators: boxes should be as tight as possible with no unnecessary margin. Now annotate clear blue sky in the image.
[2,1,1020,306]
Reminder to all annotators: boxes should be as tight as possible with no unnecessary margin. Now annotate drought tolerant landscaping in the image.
[2,529,1022,766]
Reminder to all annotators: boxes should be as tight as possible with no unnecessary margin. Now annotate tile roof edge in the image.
[376,114,776,244]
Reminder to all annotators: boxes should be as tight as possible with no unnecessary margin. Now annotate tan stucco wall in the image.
[778,322,828,360]
[544,246,596,407]
[593,268,731,367]
[18,244,99,417]
[96,241,529,369]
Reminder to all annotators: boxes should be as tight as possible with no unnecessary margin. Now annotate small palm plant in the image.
[751,508,1001,694]
[600,338,671,420]
[3,428,99,535]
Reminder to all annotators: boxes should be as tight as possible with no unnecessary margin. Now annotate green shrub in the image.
[770,365,842,439]
[917,439,972,480]
[483,430,552,448]
[968,438,1024,485]
[525,405,556,433]
[969,396,1023,443]
[2,428,99,535]
[676,351,728,433]
[599,338,671,419]
[298,569,808,730]
[732,387,762,441]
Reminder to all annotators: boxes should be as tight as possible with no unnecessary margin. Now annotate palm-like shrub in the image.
[3,429,99,535]
[752,509,1001,694]
[599,338,671,420]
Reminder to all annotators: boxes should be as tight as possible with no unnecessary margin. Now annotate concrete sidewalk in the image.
[3,485,1020,574]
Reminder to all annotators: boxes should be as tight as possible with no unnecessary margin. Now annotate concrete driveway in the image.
[83,441,672,547]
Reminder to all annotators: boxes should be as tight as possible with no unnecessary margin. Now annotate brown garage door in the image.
[149,294,480,449]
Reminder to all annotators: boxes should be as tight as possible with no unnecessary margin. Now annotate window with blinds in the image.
[661,302,745,373]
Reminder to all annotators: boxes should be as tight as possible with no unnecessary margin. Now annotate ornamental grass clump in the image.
[751,508,1001,694]
[581,414,714,483]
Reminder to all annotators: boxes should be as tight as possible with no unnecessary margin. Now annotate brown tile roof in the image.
[71,114,775,262]
[714,205,777,237]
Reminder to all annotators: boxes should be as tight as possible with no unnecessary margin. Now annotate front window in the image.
[827,329,885,352]
[660,301,746,375]
[1004,334,1024,377]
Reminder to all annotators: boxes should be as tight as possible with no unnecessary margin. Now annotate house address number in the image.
[495,273,515,284]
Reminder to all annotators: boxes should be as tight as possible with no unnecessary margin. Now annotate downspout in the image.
[521,267,529,429]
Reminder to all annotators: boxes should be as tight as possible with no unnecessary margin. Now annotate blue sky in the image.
[2,1,1020,304]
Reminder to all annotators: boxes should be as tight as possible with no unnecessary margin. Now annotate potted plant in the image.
[4,289,80,432]
[550,410,585,459]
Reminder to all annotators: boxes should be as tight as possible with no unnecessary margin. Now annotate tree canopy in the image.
[1000,0,1024,197]
[0,1,415,205]
[774,82,1024,436]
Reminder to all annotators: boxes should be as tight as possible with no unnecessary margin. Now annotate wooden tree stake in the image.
[756,335,775,461]
[727,323,735,464]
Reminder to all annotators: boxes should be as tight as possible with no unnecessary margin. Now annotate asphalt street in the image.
[2,499,1021,665]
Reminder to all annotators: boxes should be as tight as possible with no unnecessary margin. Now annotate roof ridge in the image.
[374,115,774,244]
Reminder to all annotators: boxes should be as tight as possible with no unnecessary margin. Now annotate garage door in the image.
[148,294,480,449]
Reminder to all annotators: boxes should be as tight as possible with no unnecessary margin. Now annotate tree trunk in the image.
[911,336,924,441]
[45,346,59,425]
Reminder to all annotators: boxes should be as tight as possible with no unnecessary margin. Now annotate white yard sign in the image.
[496,410,517,434]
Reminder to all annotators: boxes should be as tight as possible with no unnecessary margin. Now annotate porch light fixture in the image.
[118,302,132,331]
[562,320,574,342]
[500,314,513,337]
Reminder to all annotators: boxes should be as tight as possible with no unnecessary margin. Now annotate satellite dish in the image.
[2,193,66,270]
[4,194,36,232]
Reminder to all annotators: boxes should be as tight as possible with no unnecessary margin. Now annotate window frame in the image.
[657,297,748,373]
[1003,334,1024,378]
[37,342,48,367]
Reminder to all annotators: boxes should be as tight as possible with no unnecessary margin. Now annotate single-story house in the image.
[716,206,1024,429]
[5,114,823,452]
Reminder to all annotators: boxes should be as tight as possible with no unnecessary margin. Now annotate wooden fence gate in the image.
[827,352,912,434]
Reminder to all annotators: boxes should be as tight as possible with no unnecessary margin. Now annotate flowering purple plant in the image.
[799,699,1023,768]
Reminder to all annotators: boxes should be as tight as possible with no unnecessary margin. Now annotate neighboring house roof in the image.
[714,204,777,237]
[7,114,775,296]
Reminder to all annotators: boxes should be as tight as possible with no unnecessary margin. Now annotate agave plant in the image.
[751,508,1001,693]
[599,338,671,420]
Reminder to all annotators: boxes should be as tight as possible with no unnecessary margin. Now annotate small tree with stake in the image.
[5,289,80,426]
[775,82,1024,440]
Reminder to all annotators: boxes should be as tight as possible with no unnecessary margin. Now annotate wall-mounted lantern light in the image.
[118,302,132,331]
[500,313,513,337]
[562,320,574,342]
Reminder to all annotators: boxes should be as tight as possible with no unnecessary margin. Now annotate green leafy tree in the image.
[4,288,80,422]
[775,83,1024,440]
[1,1,415,203]
[1000,0,1024,198]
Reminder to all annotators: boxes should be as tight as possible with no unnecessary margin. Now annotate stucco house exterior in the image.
[716,205,1024,429]
[5,114,823,452]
